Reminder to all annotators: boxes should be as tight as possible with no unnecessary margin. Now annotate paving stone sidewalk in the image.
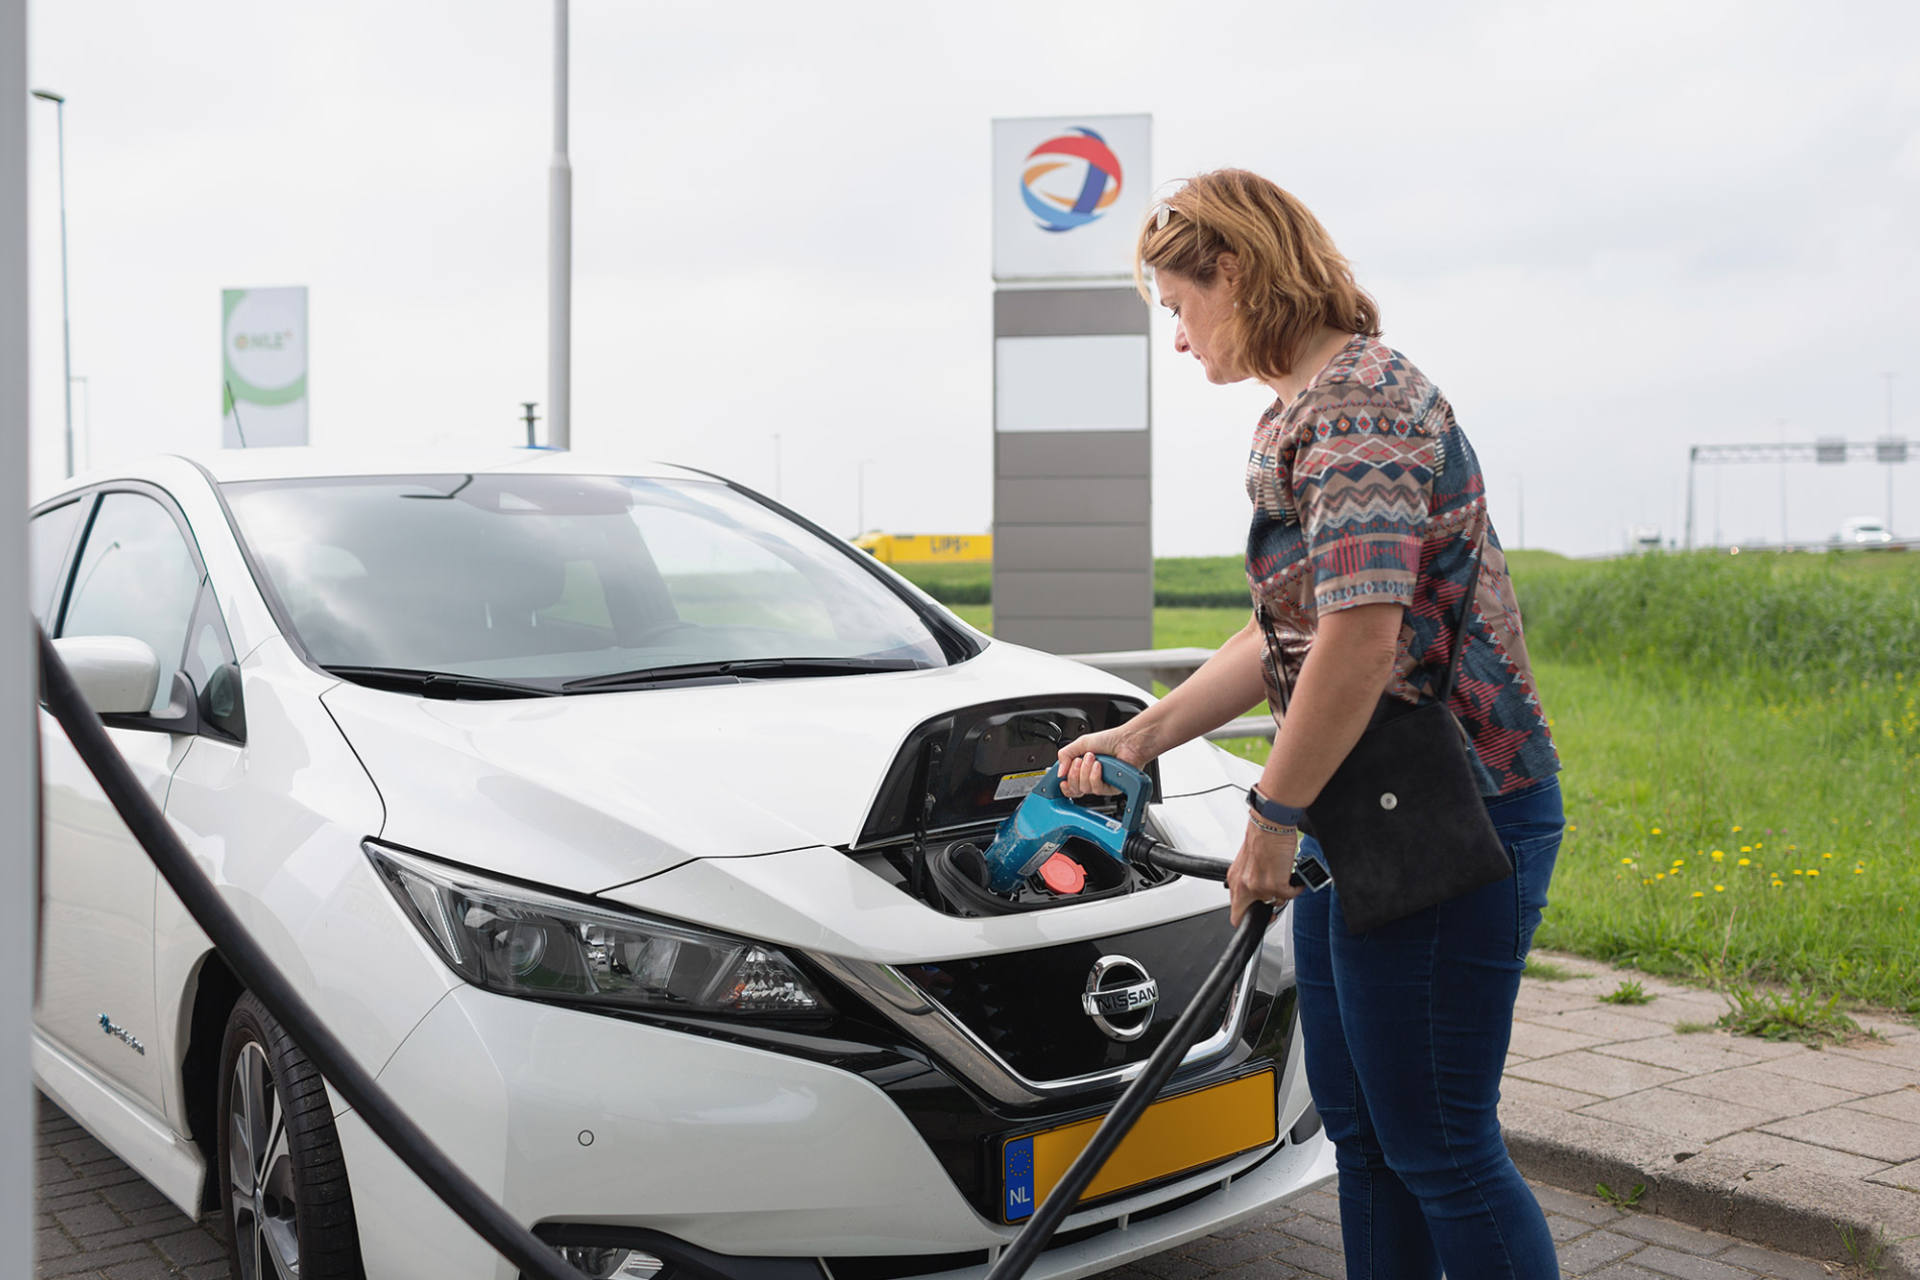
[35,1097,228,1279]
[1498,950,1920,1276]
[1108,1183,1850,1280]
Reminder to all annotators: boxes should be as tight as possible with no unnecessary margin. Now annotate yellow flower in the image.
[1822,852,1834,860]
[1642,877,1653,885]
[1793,870,1803,876]
[1711,851,1725,862]
[1691,891,1704,899]
[1568,824,1578,833]
[1651,827,1662,835]
[1739,845,1752,853]
[1672,858,1686,867]
[1854,868,1864,875]
[1656,873,1667,880]
[1620,857,1634,865]
[1732,824,1743,833]
[1809,869,1820,877]
[1770,880,1784,889]
[1737,857,1751,867]
[1714,885,1725,892]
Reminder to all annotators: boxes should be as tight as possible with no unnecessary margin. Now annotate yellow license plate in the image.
[1000,1069,1276,1222]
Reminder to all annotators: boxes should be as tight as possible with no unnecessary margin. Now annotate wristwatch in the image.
[1247,786,1308,829]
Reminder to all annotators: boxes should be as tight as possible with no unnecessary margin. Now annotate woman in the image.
[1055,169,1565,1279]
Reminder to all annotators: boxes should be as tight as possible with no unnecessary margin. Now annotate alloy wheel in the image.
[227,1039,301,1279]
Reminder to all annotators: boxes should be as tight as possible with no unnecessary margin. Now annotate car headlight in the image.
[365,842,825,1016]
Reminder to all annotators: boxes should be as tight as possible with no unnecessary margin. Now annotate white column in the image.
[2,0,42,1269]
[546,0,571,450]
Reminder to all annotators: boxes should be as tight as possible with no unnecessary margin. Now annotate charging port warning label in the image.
[993,770,1048,801]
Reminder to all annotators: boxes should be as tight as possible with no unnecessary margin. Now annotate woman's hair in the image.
[1135,169,1380,380]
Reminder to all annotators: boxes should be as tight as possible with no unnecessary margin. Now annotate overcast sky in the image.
[24,0,1920,556]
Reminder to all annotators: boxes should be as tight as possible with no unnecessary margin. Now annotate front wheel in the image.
[216,991,365,1279]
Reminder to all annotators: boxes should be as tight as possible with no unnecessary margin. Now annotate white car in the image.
[31,449,1330,1280]
[1835,516,1894,545]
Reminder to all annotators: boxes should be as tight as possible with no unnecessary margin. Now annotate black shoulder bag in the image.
[1259,549,1512,933]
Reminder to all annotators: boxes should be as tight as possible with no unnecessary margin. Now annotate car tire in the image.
[216,991,365,1279]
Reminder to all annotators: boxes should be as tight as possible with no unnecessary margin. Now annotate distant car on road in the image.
[1834,516,1894,545]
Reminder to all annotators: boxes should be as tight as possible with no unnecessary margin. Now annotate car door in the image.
[36,486,207,1113]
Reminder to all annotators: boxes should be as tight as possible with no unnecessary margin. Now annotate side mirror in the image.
[49,636,160,716]
[198,663,247,743]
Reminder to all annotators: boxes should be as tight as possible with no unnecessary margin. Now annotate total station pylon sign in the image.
[992,115,1151,283]
[221,286,308,448]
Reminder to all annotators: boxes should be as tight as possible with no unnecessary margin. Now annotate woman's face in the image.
[1156,265,1242,385]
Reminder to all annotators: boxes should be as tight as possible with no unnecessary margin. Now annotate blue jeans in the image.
[1293,776,1564,1280]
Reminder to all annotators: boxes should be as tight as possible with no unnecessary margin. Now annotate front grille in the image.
[895,912,1240,1082]
[787,914,1295,1223]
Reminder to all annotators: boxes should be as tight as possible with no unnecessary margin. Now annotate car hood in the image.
[322,641,1246,895]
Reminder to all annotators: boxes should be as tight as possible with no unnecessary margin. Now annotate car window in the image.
[28,498,87,626]
[60,492,204,715]
[223,474,954,684]
[181,584,236,689]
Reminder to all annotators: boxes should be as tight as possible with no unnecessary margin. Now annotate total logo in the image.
[1020,126,1123,233]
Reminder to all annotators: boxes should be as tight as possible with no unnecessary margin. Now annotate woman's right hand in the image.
[1055,728,1153,798]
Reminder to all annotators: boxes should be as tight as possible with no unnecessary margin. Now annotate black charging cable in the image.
[983,893,1274,1280]
[36,628,583,1280]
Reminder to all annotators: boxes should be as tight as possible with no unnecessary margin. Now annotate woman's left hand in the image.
[1227,818,1305,927]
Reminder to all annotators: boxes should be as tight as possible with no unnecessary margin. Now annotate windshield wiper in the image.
[562,656,926,693]
[322,665,562,700]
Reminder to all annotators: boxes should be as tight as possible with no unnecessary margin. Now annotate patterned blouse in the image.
[1245,334,1560,797]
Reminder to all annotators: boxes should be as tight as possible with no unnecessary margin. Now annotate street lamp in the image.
[547,1,570,451]
[31,88,74,478]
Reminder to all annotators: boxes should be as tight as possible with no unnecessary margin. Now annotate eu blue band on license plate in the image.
[999,1069,1277,1222]
[1003,1135,1038,1221]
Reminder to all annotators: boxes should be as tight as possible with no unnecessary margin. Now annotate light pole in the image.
[546,1,571,450]
[12,6,47,1267]
[31,88,72,477]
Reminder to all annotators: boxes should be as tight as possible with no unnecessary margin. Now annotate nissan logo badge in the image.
[1082,955,1158,1041]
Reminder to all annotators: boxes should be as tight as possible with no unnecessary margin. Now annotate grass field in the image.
[928,550,1920,1014]
[888,558,1254,609]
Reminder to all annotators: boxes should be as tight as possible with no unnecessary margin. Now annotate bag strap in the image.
[1434,544,1485,706]
[1257,536,1485,716]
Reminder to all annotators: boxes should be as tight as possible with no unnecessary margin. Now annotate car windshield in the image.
[222,473,955,684]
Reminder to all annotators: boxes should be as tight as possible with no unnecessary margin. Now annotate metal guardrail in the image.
[1204,716,1278,742]
[1064,648,1276,743]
